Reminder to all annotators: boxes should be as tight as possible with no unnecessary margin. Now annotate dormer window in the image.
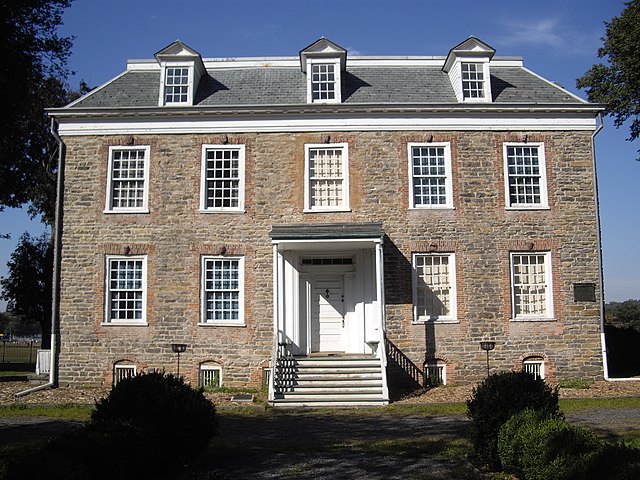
[443,37,495,103]
[155,40,205,107]
[164,67,190,104]
[311,63,337,102]
[300,38,347,104]
[461,62,485,99]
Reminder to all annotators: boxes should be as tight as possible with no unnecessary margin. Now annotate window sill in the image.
[103,209,150,214]
[198,322,246,328]
[510,317,556,322]
[199,209,246,214]
[412,319,459,324]
[505,206,550,211]
[304,208,352,213]
[101,322,148,327]
[409,206,455,211]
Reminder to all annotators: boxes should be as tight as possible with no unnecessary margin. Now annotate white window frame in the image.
[105,146,150,213]
[412,253,457,323]
[306,58,341,104]
[424,361,447,386]
[304,143,350,212]
[503,143,549,210]
[199,364,222,388]
[104,255,148,326]
[200,256,245,327]
[199,145,246,213]
[523,358,545,380]
[510,252,554,321]
[408,142,453,209]
[158,63,194,106]
[113,364,137,386]
[461,62,488,100]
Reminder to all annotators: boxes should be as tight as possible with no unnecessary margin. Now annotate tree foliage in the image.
[0,233,53,347]
[577,0,640,159]
[0,0,75,223]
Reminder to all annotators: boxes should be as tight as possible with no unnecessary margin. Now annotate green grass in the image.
[0,343,38,363]
[559,396,640,413]
[0,404,92,420]
[0,371,31,376]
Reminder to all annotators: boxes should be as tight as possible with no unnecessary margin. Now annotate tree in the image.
[577,0,640,159]
[0,233,53,347]
[0,0,75,223]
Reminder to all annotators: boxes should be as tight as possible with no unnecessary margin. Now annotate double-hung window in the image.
[200,145,245,212]
[305,143,349,212]
[105,256,147,325]
[504,143,548,209]
[306,60,341,104]
[408,143,453,209]
[510,252,553,320]
[201,256,244,326]
[461,62,485,99]
[413,253,457,322]
[164,66,190,104]
[105,146,150,213]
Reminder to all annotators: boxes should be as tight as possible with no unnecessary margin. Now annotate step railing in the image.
[273,339,297,393]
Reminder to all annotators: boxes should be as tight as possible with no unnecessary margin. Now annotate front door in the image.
[311,277,344,352]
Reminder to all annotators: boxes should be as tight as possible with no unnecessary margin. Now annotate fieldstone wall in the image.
[57,130,603,387]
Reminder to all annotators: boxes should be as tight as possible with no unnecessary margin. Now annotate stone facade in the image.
[57,129,603,388]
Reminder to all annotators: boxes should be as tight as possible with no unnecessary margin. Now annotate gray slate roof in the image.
[70,65,583,109]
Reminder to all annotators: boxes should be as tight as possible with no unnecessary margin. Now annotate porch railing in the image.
[385,337,423,386]
[272,339,297,393]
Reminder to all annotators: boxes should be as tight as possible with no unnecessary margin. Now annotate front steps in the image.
[271,355,388,408]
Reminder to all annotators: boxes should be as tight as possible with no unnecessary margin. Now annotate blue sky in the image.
[1,0,638,310]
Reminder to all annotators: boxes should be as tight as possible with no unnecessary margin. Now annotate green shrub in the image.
[91,371,217,465]
[498,410,600,480]
[466,371,561,469]
[586,442,640,480]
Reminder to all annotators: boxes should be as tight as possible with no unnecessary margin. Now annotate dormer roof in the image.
[299,37,347,73]
[154,40,205,73]
[442,36,496,73]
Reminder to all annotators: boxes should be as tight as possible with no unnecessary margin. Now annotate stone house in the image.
[48,37,604,406]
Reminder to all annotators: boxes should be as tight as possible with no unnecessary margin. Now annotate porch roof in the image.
[270,223,384,241]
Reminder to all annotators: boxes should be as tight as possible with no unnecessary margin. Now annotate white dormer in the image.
[300,37,347,104]
[442,37,495,103]
[155,40,206,107]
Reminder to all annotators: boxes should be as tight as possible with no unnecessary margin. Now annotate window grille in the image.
[164,67,189,103]
[523,359,545,380]
[203,147,242,209]
[109,148,147,210]
[114,364,136,385]
[200,365,222,388]
[308,147,345,208]
[506,145,544,206]
[107,258,145,322]
[411,145,449,207]
[512,253,550,317]
[461,62,485,99]
[424,362,446,386]
[311,63,336,101]
[414,254,455,321]
[203,258,242,323]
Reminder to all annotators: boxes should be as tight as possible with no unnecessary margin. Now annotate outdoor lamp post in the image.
[480,341,495,377]
[171,343,187,377]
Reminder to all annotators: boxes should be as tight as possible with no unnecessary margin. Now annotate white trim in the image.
[407,142,453,209]
[306,58,342,104]
[424,360,447,385]
[412,253,457,323]
[113,364,137,385]
[159,63,194,106]
[523,357,545,380]
[510,251,554,321]
[199,364,223,387]
[104,255,148,325]
[503,142,549,209]
[55,115,599,136]
[104,145,150,213]
[200,255,245,326]
[304,142,350,212]
[199,144,246,212]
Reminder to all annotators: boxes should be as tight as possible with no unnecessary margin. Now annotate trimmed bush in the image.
[587,442,640,480]
[4,372,217,480]
[91,371,217,465]
[466,371,561,468]
[498,410,600,480]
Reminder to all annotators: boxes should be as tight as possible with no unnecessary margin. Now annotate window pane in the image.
[108,259,144,321]
[311,64,336,101]
[415,254,452,319]
[462,63,484,99]
[507,146,543,206]
[308,147,344,208]
[203,259,241,322]
[411,146,448,206]
[110,149,146,209]
[204,148,241,209]
[512,254,548,317]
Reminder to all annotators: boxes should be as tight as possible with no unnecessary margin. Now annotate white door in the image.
[311,277,344,352]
